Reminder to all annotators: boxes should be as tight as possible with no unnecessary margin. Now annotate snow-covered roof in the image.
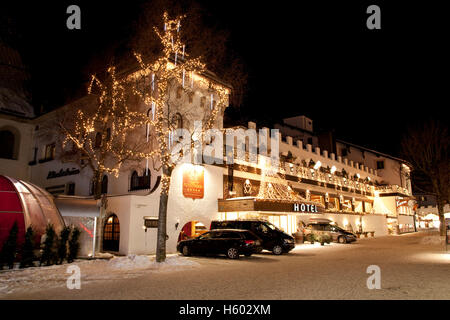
[0,87,34,118]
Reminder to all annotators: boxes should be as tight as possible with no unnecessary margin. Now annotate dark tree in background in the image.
[401,119,449,238]
[67,228,81,263]
[40,224,57,266]
[84,0,246,108]
[0,222,19,269]
[20,226,36,268]
[57,226,71,265]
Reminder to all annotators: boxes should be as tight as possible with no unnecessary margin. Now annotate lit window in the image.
[44,143,56,160]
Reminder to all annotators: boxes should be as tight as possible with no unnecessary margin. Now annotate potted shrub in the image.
[315,233,331,246]
[293,232,303,244]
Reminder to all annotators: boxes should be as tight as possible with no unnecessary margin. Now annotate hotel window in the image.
[101,175,108,194]
[172,113,183,129]
[354,200,364,213]
[341,148,347,157]
[94,132,102,149]
[66,183,75,195]
[310,194,324,206]
[43,143,56,161]
[365,201,373,213]
[0,129,17,159]
[176,86,182,99]
[130,170,151,191]
[327,197,340,211]
[376,160,385,169]
[341,199,353,212]
[200,96,206,108]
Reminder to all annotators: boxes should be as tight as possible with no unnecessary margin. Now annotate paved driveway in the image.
[2,231,449,299]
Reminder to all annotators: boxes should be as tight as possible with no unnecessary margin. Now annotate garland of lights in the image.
[256,159,323,206]
[60,66,157,180]
[60,12,230,196]
[128,12,230,195]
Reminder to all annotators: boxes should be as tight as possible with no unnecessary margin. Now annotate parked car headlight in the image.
[284,238,294,244]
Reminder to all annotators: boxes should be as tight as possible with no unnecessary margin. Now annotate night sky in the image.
[1,1,447,157]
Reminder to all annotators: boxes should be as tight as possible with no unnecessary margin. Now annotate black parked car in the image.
[210,220,295,255]
[177,229,262,259]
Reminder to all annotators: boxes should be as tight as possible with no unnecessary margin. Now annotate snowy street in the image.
[1,231,449,300]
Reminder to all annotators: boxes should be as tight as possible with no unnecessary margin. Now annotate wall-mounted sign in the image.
[47,168,80,179]
[144,217,158,228]
[396,198,408,208]
[183,165,204,199]
[293,203,319,213]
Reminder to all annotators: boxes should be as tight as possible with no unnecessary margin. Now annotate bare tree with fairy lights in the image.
[401,119,449,239]
[58,66,157,200]
[129,12,230,262]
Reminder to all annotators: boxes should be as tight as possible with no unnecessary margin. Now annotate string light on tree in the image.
[128,12,229,195]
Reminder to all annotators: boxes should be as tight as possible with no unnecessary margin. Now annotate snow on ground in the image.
[1,231,449,299]
[420,234,446,245]
[0,254,198,296]
[108,254,199,270]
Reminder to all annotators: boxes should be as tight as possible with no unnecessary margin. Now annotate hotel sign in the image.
[47,168,80,179]
[218,199,324,213]
[293,203,319,213]
[396,198,408,208]
[183,166,204,199]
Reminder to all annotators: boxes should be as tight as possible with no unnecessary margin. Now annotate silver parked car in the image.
[303,222,357,244]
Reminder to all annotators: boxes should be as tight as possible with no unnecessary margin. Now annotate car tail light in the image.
[244,240,255,245]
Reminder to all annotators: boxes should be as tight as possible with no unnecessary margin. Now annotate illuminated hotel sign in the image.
[396,198,408,208]
[182,165,204,199]
[293,203,319,213]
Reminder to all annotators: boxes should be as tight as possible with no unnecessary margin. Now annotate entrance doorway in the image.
[178,221,208,242]
[103,214,120,251]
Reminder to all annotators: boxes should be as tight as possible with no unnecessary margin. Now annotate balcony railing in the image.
[375,185,411,196]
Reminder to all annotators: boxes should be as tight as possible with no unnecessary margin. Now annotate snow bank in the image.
[0,255,198,296]
[108,254,199,270]
[420,235,445,245]
[108,255,152,270]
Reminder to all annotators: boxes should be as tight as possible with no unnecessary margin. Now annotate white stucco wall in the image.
[104,163,224,255]
[373,196,397,216]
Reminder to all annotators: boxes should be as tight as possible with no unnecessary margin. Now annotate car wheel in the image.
[272,245,283,255]
[227,247,239,259]
[338,236,347,244]
[182,245,191,256]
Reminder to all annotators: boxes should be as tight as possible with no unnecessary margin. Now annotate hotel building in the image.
[0,44,416,256]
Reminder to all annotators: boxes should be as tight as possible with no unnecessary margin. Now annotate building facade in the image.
[0,47,417,256]
[414,193,450,229]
